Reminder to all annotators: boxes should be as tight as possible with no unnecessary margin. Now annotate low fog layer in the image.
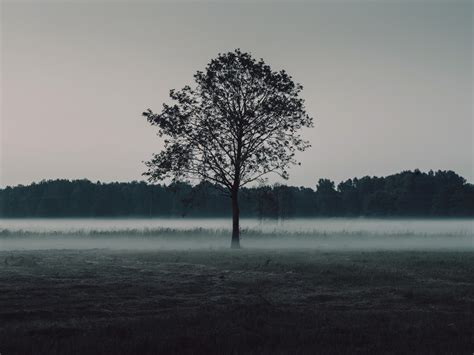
[1,229,472,252]
[1,218,472,251]
[2,218,473,235]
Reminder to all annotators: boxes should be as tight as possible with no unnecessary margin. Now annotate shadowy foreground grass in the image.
[0,248,472,354]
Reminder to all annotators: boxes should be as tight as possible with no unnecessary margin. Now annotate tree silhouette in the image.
[142,49,313,247]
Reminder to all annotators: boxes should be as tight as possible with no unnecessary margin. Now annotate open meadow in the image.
[1,229,473,354]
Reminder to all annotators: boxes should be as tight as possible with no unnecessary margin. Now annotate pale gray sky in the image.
[1,0,472,187]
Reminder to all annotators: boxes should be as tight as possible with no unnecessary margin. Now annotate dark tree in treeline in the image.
[1,170,472,218]
[142,50,313,247]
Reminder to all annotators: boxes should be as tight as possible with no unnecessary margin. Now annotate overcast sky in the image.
[1,0,472,187]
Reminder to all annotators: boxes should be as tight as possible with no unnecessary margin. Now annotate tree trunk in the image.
[231,189,240,249]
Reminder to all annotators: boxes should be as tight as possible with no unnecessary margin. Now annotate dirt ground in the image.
[0,248,472,354]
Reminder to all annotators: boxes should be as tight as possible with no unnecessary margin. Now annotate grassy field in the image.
[0,247,472,354]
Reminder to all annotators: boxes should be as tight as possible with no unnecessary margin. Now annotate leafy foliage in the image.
[142,49,313,191]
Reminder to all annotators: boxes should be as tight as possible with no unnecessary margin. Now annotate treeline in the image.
[0,170,473,218]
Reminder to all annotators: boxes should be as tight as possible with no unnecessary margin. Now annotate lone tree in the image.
[143,50,313,248]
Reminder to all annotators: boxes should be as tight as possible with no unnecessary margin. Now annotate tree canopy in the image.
[142,49,312,190]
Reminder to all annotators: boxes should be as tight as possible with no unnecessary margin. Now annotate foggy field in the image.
[1,246,473,354]
[1,231,473,252]
[1,217,473,252]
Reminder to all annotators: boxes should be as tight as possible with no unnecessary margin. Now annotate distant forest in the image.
[0,170,473,218]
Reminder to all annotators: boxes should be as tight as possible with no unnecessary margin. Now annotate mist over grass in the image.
[1,226,472,251]
[2,217,473,235]
[1,220,472,353]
